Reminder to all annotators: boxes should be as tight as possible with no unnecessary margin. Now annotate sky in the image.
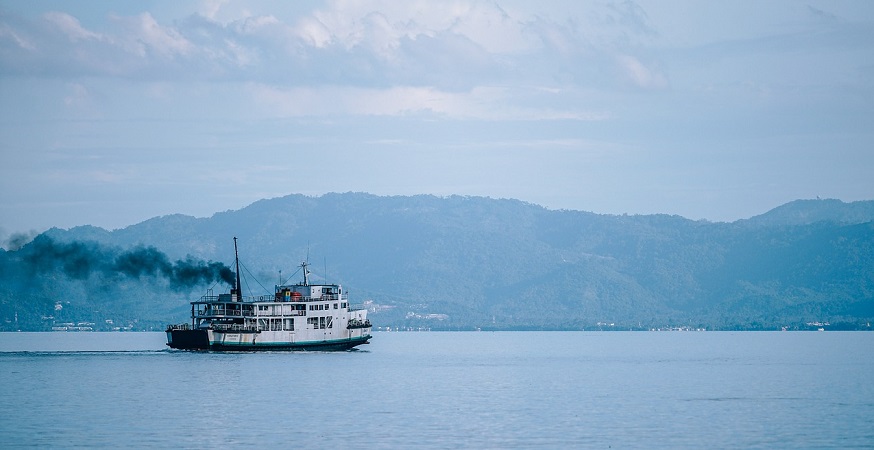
[1,0,873,237]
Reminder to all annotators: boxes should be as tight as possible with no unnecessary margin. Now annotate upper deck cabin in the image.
[275,283,346,304]
[192,283,350,316]
[190,260,353,321]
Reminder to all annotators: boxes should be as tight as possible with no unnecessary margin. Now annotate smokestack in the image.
[233,237,242,301]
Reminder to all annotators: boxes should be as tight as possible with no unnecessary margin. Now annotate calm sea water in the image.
[0,331,872,449]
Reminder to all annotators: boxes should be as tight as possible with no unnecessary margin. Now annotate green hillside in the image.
[2,193,872,331]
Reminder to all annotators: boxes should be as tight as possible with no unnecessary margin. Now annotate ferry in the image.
[166,238,372,351]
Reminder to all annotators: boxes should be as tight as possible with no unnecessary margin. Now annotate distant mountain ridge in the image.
[744,198,874,226]
[2,194,872,331]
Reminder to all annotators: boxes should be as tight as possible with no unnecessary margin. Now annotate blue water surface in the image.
[0,331,872,448]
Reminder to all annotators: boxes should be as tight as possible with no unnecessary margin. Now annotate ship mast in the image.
[233,237,242,298]
[301,260,310,286]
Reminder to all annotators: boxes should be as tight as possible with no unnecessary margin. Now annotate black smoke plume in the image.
[21,235,235,289]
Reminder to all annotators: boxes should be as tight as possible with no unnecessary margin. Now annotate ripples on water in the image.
[1,331,872,448]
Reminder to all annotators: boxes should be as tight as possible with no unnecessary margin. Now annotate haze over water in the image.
[1,331,872,448]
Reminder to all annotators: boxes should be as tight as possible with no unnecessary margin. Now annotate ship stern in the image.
[166,328,210,350]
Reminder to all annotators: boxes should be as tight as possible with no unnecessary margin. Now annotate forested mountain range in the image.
[2,193,872,331]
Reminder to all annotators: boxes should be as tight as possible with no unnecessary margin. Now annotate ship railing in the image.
[200,310,306,318]
[196,295,271,303]
[210,323,260,332]
[197,293,350,304]
[270,293,350,303]
[348,304,368,312]
[166,323,191,331]
[254,310,307,317]
[245,295,281,302]
[196,311,255,318]
[261,294,348,303]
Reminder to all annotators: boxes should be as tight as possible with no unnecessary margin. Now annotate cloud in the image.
[295,15,332,48]
[0,22,36,50]
[806,5,839,22]
[616,54,667,89]
[44,11,103,43]
[0,2,658,85]
[248,83,606,121]
[4,0,867,123]
[200,0,230,21]
[111,12,194,59]
[63,82,91,108]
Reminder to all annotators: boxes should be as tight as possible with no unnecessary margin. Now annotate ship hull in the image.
[209,335,370,351]
[166,329,210,350]
[167,329,370,351]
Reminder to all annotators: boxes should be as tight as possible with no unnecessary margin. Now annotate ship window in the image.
[334,303,338,309]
